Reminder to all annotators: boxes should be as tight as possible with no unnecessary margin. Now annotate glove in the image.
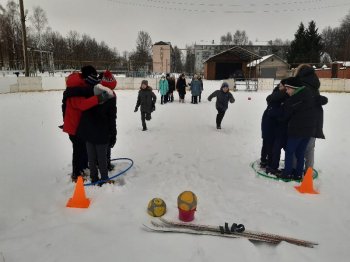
[152,103,156,112]
[134,107,138,112]
[97,91,109,104]
[208,98,211,102]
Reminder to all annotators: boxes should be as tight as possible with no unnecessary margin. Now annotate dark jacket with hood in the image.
[135,86,157,113]
[208,87,235,112]
[76,92,117,145]
[295,67,328,138]
[261,86,289,140]
[283,86,316,138]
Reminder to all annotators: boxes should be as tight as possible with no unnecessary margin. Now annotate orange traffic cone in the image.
[66,176,91,208]
[294,167,319,194]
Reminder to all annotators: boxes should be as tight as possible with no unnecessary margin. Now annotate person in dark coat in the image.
[208,82,235,129]
[260,79,289,171]
[176,73,187,103]
[76,71,116,184]
[278,77,317,180]
[167,74,176,102]
[294,64,328,169]
[134,80,157,131]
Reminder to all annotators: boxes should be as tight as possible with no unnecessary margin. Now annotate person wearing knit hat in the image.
[87,70,117,171]
[159,74,169,104]
[134,80,157,131]
[277,77,317,180]
[208,82,235,129]
[81,65,101,86]
[76,70,117,185]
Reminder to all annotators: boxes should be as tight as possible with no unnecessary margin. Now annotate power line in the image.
[107,0,350,13]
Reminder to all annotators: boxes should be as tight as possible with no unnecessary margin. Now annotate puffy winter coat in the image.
[159,79,169,95]
[283,87,317,138]
[190,79,202,96]
[62,72,99,135]
[76,94,116,145]
[135,86,157,113]
[296,67,327,138]
[208,87,235,112]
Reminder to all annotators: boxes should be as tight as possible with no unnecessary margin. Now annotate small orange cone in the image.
[66,176,91,208]
[294,167,319,194]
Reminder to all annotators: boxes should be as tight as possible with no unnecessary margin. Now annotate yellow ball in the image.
[147,198,166,217]
[177,191,197,211]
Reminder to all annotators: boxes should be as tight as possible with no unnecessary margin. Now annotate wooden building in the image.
[203,46,261,80]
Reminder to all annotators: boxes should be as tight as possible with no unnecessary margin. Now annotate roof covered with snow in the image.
[247,54,288,67]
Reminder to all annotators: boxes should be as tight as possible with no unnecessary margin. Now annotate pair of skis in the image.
[143,218,318,248]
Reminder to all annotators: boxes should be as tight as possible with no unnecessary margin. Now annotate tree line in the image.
[1,0,350,73]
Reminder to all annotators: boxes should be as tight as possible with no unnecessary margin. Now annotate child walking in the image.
[208,82,235,129]
[134,80,157,131]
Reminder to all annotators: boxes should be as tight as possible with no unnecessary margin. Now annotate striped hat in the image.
[101,70,117,89]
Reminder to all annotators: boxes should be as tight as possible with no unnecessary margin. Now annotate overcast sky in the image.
[12,0,350,53]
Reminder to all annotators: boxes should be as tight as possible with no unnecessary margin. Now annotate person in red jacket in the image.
[62,65,111,182]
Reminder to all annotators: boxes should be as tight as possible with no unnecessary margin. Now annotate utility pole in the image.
[19,0,29,76]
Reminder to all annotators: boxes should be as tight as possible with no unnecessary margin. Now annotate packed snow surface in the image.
[0,81,349,262]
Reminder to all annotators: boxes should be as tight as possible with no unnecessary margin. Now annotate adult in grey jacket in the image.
[208,82,235,129]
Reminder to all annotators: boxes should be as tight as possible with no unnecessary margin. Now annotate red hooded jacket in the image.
[63,72,99,135]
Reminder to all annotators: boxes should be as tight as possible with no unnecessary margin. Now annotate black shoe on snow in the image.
[277,172,293,181]
[217,126,221,129]
[266,167,282,175]
[98,180,115,186]
[108,163,115,171]
[260,161,267,168]
[142,127,147,131]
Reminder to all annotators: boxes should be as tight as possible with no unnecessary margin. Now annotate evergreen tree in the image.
[287,22,307,64]
[288,21,323,65]
[305,20,323,64]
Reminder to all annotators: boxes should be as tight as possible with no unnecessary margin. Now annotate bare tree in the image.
[233,30,249,45]
[130,31,152,71]
[29,6,48,49]
[220,32,233,45]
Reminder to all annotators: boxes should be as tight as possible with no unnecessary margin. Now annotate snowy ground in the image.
[0,81,350,262]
